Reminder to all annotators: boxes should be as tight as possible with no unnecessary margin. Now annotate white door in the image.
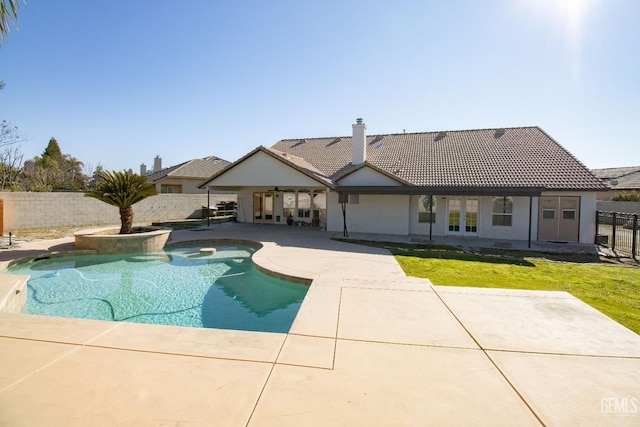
[448,198,479,235]
[253,192,274,224]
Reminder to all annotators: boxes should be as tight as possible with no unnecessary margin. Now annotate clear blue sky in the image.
[1,0,638,173]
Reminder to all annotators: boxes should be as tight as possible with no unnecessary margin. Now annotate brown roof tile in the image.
[271,126,606,191]
[150,156,230,182]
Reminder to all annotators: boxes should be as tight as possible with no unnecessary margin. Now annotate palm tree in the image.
[85,170,157,234]
[0,0,21,47]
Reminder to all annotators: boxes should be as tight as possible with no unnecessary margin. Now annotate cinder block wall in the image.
[596,201,640,214]
[0,192,236,231]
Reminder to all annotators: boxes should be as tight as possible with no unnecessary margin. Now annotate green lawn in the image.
[335,239,640,335]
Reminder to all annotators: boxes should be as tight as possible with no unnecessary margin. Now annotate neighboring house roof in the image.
[270,126,606,192]
[147,162,188,182]
[148,156,230,183]
[591,166,640,190]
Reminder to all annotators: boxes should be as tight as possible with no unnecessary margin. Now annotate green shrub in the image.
[612,191,640,202]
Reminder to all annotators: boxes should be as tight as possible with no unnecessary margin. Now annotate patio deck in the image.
[0,223,638,426]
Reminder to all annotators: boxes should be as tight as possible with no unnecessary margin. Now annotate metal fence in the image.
[596,211,639,259]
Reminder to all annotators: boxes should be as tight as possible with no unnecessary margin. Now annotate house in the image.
[200,120,606,244]
[145,155,231,194]
[591,166,640,200]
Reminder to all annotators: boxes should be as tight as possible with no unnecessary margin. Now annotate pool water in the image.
[7,244,309,333]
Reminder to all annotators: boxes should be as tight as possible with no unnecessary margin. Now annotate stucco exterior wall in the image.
[0,192,236,231]
[209,152,322,188]
[577,192,597,244]
[236,189,255,223]
[329,192,595,243]
[408,196,446,237]
[476,196,532,240]
[326,193,410,235]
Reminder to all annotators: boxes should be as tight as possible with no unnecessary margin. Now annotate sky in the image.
[1,0,639,174]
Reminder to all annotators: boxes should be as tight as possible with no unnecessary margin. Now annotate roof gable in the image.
[201,147,333,189]
[335,162,410,186]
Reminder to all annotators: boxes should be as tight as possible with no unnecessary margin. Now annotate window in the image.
[297,191,311,218]
[313,191,327,225]
[542,209,555,219]
[448,199,461,231]
[418,195,436,223]
[465,199,478,232]
[492,196,513,226]
[562,209,576,220]
[160,184,182,194]
[283,191,296,218]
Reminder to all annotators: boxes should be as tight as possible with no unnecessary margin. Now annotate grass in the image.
[334,238,640,335]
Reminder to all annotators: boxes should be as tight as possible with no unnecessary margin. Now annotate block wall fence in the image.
[0,192,236,232]
[596,201,640,214]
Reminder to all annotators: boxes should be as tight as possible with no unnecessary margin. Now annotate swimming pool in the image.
[6,244,309,333]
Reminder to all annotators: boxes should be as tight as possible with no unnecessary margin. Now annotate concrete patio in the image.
[0,223,639,426]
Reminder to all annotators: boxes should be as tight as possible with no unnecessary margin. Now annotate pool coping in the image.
[1,224,639,426]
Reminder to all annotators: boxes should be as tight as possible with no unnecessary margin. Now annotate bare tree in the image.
[0,119,22,148]
[0,145,22,190]
[0,120,25,190]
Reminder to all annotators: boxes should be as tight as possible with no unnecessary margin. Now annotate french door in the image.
[448,198,478,235]
[253,192,274,224]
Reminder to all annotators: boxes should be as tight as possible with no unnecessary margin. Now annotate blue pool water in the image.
[7,244,309,333]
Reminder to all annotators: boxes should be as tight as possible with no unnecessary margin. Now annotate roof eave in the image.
[335,186,547,196]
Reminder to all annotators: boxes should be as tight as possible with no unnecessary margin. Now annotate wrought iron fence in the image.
[596,211,638,259]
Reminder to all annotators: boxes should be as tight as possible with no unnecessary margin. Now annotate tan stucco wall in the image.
[0,192,236,232]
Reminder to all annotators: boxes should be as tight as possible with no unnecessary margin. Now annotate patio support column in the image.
[429,195,433,241]
[528,195,533,248]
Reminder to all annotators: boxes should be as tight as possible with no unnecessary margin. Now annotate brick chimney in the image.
[352,118,366,165]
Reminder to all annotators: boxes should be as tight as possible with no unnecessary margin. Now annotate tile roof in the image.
[149,156,230,182]
[146,162,187,182]
[591,166,640,190]
[271,126,606,191]
[261,147,335,188]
